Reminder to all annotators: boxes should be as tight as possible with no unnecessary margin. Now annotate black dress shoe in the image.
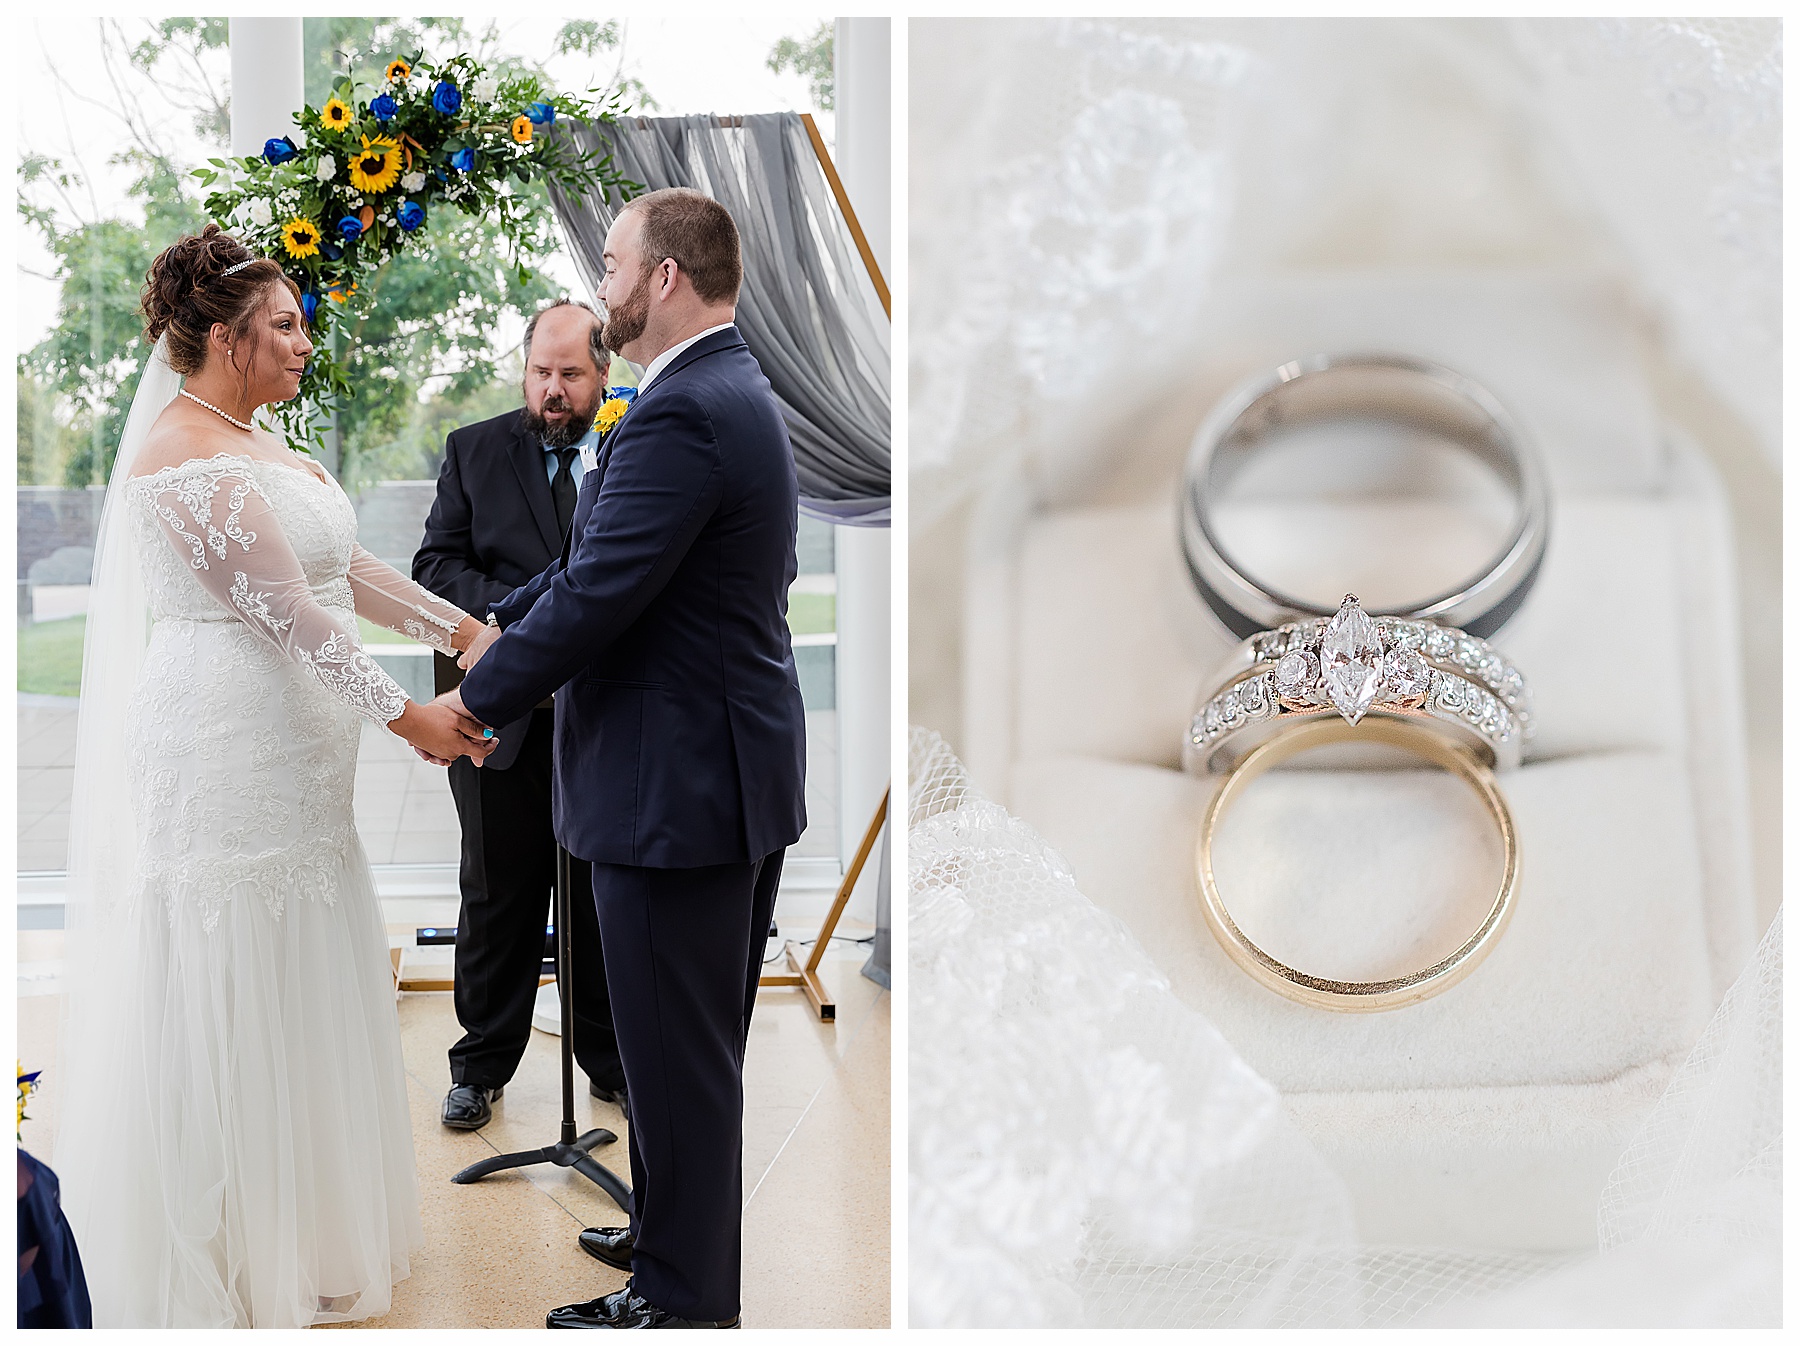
[546,1283,738,1329]
[577,1224,634,1271]
[441,1083,502,1130]
[588,1079,629,1109]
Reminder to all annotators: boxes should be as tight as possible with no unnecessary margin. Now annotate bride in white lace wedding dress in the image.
[53,227,496,1328]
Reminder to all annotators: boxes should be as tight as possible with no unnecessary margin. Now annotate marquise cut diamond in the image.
[1319,595,1382,724]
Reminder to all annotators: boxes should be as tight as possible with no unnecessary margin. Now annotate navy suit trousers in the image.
[591,850,784,1322]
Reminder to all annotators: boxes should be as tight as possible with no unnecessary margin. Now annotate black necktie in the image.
[551,445,580,540]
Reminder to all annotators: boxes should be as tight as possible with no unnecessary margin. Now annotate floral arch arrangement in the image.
[197,52,636,450]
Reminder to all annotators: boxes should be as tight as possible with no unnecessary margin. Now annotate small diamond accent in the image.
[1381,649,1430,705]
[1274,649,1317,700]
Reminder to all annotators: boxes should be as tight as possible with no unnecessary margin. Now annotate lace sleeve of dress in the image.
[345,544,468,655]
[140,459,411,725]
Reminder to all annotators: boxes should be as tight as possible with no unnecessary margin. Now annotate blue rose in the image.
[338,215,363,241]
[525,101,556,125]
[607,385,636,404]
[319,240,344,261]
[397,200,425,231]
[450,146,475,173]
[432,80,462,116]
[262,136,298,165]
[300,291,319,322]
[370,93,397,122]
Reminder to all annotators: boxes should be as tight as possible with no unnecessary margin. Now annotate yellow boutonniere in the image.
[18,1061,41,1138]
[594,397,630,436]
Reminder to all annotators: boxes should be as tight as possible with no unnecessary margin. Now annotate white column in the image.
[229,19,305,158]
[832,19,892,918]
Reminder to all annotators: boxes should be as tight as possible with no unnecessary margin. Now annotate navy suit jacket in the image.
[458,326,808,868]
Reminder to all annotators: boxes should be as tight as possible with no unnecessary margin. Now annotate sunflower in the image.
[594,395,631,435]
[320,98,353,132]
[510,115,533,145]
[281,217,322,259]
[347,135,402,194]
[385,58,412,84]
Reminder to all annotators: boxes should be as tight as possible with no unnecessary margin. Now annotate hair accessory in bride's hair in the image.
[220,257,260,278]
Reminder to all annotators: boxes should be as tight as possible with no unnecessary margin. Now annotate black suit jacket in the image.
[459,326,808,868]
[413,407,566,769]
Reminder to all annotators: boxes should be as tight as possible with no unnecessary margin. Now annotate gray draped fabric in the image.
[546,113,890,525]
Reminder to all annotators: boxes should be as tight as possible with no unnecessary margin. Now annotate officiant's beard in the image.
[524,384,604,449]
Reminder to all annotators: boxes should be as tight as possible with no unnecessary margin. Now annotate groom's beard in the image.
[524,384,603,449]
[601,265,653,355]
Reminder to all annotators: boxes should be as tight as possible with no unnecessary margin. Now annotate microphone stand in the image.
[451,843,631,1213]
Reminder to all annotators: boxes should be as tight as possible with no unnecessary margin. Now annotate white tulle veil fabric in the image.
[55,333,182,1083]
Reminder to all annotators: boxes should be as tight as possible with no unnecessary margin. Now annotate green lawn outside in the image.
[358,615,418,645]
[20,592,833,700]
[19,616,87,697]
[788,591,835,636]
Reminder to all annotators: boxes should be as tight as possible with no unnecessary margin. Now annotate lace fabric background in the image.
[907,18,1779,1327]
[908,729,1780,1326]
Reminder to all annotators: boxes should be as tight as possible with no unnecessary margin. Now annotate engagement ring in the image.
[1183,595,1533,774]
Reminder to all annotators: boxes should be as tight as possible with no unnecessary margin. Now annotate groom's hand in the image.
[394,692,495,765]
[458,621,502,671]
[432,688,498,768]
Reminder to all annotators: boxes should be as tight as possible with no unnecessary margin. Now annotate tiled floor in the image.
[17,928,888,1328]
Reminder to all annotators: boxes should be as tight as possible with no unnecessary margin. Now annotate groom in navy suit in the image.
[450,188,806,1330]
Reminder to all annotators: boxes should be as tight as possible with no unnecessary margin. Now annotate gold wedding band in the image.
[1196,716,1519,1012]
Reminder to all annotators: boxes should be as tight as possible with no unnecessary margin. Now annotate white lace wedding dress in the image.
[56,450,469,1328]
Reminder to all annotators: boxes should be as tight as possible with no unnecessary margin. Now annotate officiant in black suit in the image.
[411,299,627,1130]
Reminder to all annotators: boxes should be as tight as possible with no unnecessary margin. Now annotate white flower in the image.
[471,75,499,103]
[245,198,273,228]
[401,170,426,192]
[315,154,337,182]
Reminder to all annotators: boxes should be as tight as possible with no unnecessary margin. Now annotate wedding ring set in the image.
[1178,355,1545,1012]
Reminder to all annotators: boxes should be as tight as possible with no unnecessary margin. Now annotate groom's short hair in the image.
[624,188,742,306]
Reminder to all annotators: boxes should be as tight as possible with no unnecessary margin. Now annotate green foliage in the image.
[127,19,231,142]
[197,46,638,455]
[768,22,835,112]
[19,18,650,490]
[20,152,208,485]
[17,362,77,486]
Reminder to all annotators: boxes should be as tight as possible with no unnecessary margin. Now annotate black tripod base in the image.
[451,1129,632,1213]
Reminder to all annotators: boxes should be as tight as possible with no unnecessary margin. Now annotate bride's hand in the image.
[392,695,496,764]
[458,621,502,671]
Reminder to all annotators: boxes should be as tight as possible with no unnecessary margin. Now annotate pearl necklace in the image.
[179,388,256,432]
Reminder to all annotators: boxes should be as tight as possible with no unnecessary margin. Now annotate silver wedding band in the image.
[1179,354,1550,641]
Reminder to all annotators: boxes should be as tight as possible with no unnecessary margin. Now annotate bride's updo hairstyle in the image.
[140,223,305,379]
